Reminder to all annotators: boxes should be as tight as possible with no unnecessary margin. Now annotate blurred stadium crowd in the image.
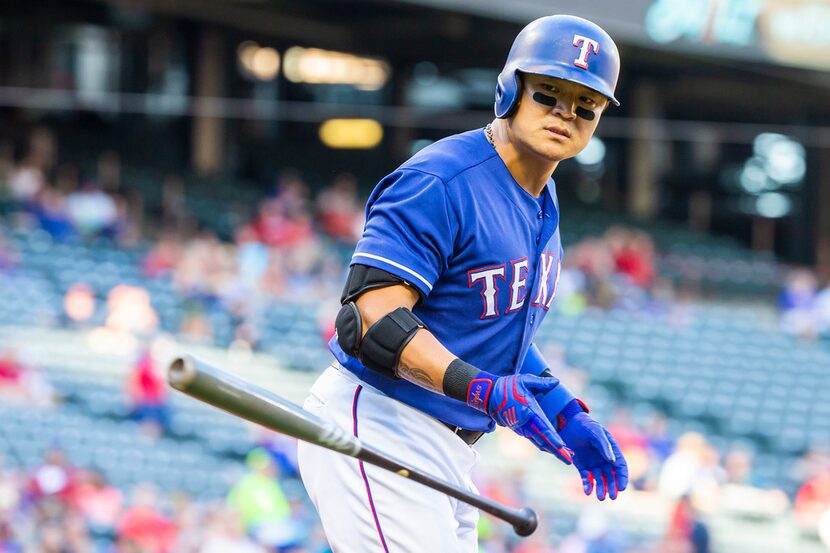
[1,125,830,553]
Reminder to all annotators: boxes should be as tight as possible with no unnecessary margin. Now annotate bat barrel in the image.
[167,355,361,457]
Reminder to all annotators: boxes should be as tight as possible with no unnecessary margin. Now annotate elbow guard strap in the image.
[335,303,425,379]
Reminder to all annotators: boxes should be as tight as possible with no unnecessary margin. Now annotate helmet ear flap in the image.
[511,72,524,114]
[495,69,522,119]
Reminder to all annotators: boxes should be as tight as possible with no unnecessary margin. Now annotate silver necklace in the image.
[485,123,495,148]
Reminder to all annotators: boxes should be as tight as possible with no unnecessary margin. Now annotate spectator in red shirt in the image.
[71,468,124,535]
[607,227,655,288]
[253,170,315,250]
[126,348,169,437]
[316,172,363,243]
[28,448,76,504]
[0,349,23,389]
[143,232,182,279]
[665,495,710,553]
[117,484,177,553]
[0,349,54,408]
[795,471,830,530]
[253,198,313,249]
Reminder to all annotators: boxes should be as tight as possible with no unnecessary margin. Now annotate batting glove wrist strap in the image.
[555,398,589,430]
[443,359,573,464]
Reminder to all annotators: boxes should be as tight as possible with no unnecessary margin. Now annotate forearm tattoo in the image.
[398,362,441,392]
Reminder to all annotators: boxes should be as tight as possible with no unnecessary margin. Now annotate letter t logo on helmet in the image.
[494,14,621,118]
[572,35,600,69]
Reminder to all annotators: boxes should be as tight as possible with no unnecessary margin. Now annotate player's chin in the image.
[535,142,577,162]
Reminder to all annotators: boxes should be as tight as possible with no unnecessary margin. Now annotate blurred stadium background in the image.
[1,1,830,552]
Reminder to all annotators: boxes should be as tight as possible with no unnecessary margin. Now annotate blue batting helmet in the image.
[495,15,621,118]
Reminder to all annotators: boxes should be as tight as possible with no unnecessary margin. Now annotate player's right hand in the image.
[467,373,573,465]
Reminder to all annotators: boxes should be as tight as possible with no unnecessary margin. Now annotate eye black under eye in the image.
[575,106,595,121]
[532,92,557,107]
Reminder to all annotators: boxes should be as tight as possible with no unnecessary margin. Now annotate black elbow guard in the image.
[335,302,363,358]
[335,303,425,379]
[360,307,425,377]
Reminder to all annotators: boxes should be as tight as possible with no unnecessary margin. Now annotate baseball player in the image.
[298,15,629,552]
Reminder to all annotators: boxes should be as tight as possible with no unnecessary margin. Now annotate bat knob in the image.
[513,507,538,537]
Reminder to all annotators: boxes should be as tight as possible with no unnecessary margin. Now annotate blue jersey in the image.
[329,128,563,432]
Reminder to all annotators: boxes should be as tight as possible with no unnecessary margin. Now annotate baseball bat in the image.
[167,354,538,537]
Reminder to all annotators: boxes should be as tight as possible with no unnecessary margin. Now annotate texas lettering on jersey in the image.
[467,250,561,319]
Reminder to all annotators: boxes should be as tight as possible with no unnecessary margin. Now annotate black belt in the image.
[440,421,485,445]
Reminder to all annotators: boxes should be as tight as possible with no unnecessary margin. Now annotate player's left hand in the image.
[558,409,628,501]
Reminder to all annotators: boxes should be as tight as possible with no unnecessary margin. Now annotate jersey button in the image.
[535,235,541,244]
[529,313,536,324]
[537,211,544,219]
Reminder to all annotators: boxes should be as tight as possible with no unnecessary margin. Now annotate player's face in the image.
[508,73,608,162]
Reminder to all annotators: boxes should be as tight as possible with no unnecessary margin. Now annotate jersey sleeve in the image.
[351,169,457,298]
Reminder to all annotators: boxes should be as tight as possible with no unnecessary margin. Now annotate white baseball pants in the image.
[298,364,481,553]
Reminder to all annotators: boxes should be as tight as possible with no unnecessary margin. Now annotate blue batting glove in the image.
[467,373,574,465]
[557,401,629,501]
